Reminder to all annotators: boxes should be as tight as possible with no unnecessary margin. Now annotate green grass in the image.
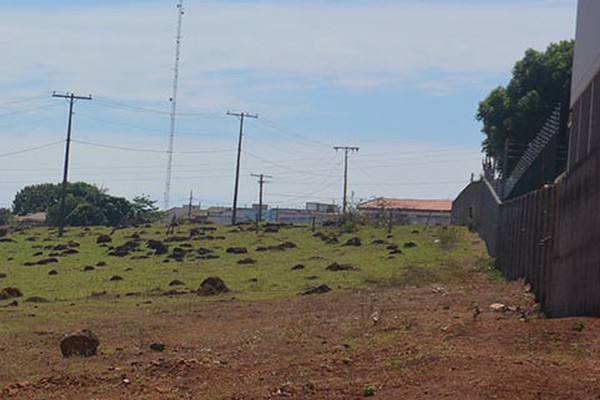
[0,222,486,303]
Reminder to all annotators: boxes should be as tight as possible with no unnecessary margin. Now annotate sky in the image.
[0,0,578,211]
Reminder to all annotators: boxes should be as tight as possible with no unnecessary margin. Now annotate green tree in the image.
[13,182,138,227]
[477,40,574,176]
[0,208,12,225]
[66,202,108,226]
[131,195,162,224]
[12,183,61,216]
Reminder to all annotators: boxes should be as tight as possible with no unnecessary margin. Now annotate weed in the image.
[362,384,376,397]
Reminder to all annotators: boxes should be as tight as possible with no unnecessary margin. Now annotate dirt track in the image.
[3,268,600,400]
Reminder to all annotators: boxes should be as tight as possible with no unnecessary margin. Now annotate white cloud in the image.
[0,1,576,103]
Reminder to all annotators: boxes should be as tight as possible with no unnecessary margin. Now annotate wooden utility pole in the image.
[334,146,359,214]
[251,173,272,223]
[53,92,92,237]
[227,111,258,225]
[188,190,193,219]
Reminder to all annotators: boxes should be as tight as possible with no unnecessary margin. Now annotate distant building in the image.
[306,202,339,213]
[14,212,47,226]
[357,198,452,225]
[206,204,336,225]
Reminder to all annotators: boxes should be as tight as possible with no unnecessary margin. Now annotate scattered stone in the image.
[96,234,112,244]
[124,267,133,272]
[62,248,79,255]
[326,262,359,271]
[226,247,248,254]
[0,287,23,300]
[372,239,387,245]
[0,238,16,243]
[68,241,80,248]
[33,251,43,257]
[489,303,507,312]
[147,239,168,255]
[403,242,418,248]
[0,273,6,279]
[196,247,213,255]
[411,230,420,234]
[96,261,107,267]
[248,278,258,282]
[150,343,165,352]
[389,249,403,255]
[345,237,362,247]
[291,264,305,270]
[264,225,279,233]
[37,258,59,265]
[302,284,331,295]
[238,258,257,265]
[306,276,319,280]
[48,270,58,276]
[109,275,123,281]
[196,254,220,260]
[60,329,100,358]
[169,279,185,287]
[386,244,399,251]
[164,236,189,243]
[197,276,229,296]
[83,266,95,272]
[163,289,187,296]
[25,297,50,303]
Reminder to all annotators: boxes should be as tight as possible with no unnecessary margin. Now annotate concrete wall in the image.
[571,0,600,105]
[547,148,600,317]
[451,179,501,257]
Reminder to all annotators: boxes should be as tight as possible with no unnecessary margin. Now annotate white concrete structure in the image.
[571,0,600,106]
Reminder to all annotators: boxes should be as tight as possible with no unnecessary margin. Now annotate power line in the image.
[0,141,64,158]
[72,139,234,154]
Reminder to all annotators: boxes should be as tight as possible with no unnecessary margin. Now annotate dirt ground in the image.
[3,267,600,400]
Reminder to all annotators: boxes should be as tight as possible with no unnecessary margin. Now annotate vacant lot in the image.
[1,223,599,399]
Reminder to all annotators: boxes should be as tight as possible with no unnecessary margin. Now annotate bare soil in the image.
[3,269,600,399]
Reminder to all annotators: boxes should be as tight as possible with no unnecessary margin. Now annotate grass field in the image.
[0,221,481,303]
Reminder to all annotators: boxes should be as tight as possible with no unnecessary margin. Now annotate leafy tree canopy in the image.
[477,40,574,176]
[12,182,161,227]
[0,208,12,225]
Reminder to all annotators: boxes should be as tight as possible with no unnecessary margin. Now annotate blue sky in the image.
[0,0,577,210]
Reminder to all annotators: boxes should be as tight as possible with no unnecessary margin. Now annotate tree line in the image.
[0,182,162,226]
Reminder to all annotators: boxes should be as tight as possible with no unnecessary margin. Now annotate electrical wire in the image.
[0,141,64,158]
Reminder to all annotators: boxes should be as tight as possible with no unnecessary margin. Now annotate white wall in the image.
[571,0,600,105]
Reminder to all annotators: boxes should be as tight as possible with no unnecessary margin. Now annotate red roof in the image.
[358,198,452,212]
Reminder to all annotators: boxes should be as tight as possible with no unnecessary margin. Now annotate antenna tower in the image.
[164,0,185,210]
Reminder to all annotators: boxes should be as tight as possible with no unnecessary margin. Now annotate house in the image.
[357,198,452,225]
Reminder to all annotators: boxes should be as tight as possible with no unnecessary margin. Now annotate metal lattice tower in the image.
[164,0,185,210]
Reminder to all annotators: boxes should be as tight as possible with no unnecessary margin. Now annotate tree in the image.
[0,208,12,225]
[12,183,61,216]
[131,195,162,224]
[13,182,138,227]
[477,40,574,176]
